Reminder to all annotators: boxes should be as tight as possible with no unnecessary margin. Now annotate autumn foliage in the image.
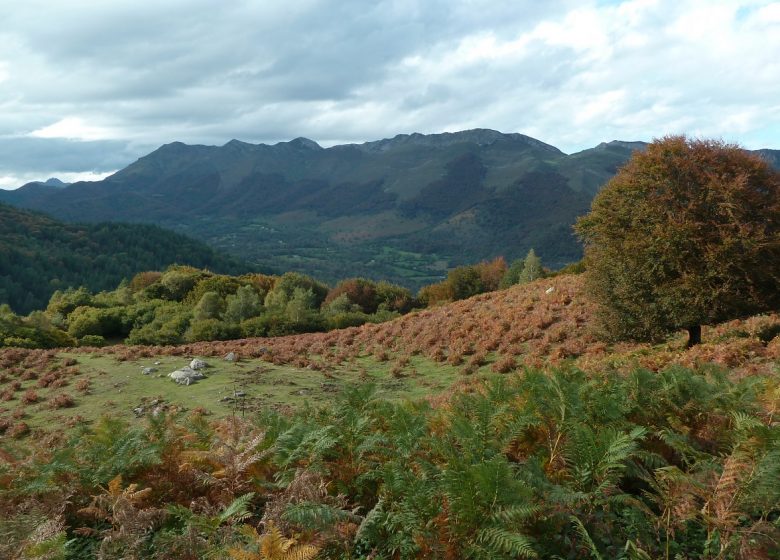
[576,136,780,345]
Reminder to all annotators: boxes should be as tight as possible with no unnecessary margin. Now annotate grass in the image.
[3,274,777,439]
[0,351,474,437]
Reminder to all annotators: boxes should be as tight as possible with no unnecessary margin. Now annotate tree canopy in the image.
[575,135,780,345]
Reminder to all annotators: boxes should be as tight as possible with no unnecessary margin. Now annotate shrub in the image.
[47,393,75,409]
[79,334,106,347]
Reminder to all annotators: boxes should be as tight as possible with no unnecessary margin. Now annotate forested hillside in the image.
[0,204,250,314]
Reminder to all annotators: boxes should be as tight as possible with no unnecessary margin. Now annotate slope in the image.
[0,203,251,314]
[1,273,777,439]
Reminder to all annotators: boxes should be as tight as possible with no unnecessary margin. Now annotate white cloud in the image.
[30,117,118,141]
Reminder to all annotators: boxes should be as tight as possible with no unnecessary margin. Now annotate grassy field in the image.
[2,274,777,441]
[0,350,479,437]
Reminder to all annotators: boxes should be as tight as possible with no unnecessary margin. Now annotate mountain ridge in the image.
[2,130,777,290]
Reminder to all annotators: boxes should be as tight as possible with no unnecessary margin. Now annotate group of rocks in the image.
[169,358,210,386]
[139,352,239,386]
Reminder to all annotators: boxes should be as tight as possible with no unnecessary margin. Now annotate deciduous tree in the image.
[576,135,780,346]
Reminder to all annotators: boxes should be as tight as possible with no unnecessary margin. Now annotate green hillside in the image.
[0,203,251,314]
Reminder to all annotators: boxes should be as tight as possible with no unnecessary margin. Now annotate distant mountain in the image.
[2,130,776,289]
[2,178,69,206]
[0,203,251,314]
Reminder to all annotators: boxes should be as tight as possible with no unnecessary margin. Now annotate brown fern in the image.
[78,475,164,560]
[228,521,319,560]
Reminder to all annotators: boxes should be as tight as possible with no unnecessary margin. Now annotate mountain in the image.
[2,131,777,289]
[0,203,251,314]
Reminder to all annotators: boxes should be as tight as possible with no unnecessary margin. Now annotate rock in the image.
[224,352,238,362]
[154,361,161,365]
[133,406,145,417]
[190,358,208,370]
[234,390,247,398]
[141,367,157,375]
[545,287,555,294]
[169,367,205,385]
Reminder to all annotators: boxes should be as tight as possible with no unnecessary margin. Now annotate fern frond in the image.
[570,517,603,560]
[476,527,537,558]
[228,547,258,560]
[219,492,255,525]
[490,504,540,524]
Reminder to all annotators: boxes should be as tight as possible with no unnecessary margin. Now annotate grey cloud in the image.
[0,137,144,174]
[0,0,777,185]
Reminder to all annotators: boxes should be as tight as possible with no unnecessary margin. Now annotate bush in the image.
[79,335,107,347]
[186,319,240,342]
[326,312,370,330]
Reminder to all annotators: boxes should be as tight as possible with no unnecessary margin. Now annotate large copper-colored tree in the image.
[576,135,780,346]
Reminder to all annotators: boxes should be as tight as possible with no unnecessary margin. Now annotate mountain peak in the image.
[596,140,647,150]
[358,129,563,154]
[287,137,323,150]
[42,178,67,188]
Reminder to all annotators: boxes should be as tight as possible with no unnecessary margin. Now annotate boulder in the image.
[169,367,205,385]
[224,352,238,362]
[190,358,208,370]
[141,367,157,375]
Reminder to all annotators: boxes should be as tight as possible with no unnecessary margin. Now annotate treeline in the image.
[0,203,249,315]
[0,250,561,349]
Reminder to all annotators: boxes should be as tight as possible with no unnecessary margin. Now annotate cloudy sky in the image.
[1,0,779,188]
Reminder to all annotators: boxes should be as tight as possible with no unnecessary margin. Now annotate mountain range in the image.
[3,129,777,289]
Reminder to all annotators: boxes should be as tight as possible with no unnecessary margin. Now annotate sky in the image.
[1,0,779,189]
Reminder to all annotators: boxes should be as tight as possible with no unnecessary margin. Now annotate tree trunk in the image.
[686,325,702,348]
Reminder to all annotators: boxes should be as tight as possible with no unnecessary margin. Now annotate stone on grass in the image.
[190,358,208,370]
[224,352,238,362]
[169,367,205,385]
[142,367,157,375]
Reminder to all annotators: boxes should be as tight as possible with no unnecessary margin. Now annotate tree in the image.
[225,285,264,324]
[323,278,379,314]
[517,249,543,285]
[193,291,223,321]
[500,259,525,288]
[575,135,780,346]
